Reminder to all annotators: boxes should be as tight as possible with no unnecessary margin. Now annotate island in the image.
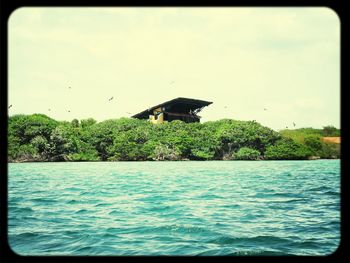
[8,111,340,162]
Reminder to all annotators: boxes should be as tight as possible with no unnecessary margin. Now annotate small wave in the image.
[9,231,53,245]
[208,235,292,246]
[10,207,34,213]
[8,196,26,203]
[62,230,80,237]
[13,232,38,239]
[108,210,122,216]
[288,240,324,250]
[61,234,93,247]
[196,193,222,199]
[95,203,110,207]
[228,250,293,256]
[168,225,208,234]
[144,205,173,212]
[66,187,83,192]
[72,246,95,254]
[221,204,241,209]
[40,241,63,250]
[309,186,332,192]
[251,192,302,199]
[273,192,304,198]
[30,198,57,204]
[107,224,216,237]
[196,247,293,256]
[283,197,307,203]
[324,190,340,196]
[105,227,124,234]
[75,209,89,214]
[101,232,119,239]
[135,195,164,202]
[67,199,79,204]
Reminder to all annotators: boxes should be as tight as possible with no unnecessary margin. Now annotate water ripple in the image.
[8,160,340,256]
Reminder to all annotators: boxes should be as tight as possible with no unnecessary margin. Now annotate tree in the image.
[31,135,49,159]
[264,138,312,160]
[8,114,339,162]
[152,144,181,161]
[322,126,340,137]
[233,147,261,160]
[320,143,340,159]
[213,119,280,158]
[8,114,58,144]
[16,144,39,161]
[71,119,80,128]
[304,135,323,155]
[80,118,97,129]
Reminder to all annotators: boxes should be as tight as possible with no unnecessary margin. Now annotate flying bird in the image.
[68,86,71,89]
[8,105,12,109]
[67,110,71,113]
[293,122,296,127]
[48,109,51,111]
[109,97,114,101]
[264,108,267,111]
[224,106,227,109]
[286,126,288,129]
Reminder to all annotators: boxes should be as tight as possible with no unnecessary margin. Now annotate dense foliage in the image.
[264,138,312,160]
[279,127,340,159]
[8,115,340,162]
[232,147,261,160]
[279,126,340,143]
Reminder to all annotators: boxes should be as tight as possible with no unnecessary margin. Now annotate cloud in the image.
[8,7,340,129]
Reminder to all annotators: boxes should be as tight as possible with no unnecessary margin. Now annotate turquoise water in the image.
[8,160,340,256]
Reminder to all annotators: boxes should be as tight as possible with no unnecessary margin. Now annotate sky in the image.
[8,7,340,130]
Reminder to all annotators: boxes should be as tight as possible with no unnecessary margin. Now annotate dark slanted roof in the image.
[132,97,212,119]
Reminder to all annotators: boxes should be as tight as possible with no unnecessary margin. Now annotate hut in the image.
[132,97,212,124]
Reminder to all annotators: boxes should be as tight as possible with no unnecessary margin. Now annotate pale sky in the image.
[8,7,340,130]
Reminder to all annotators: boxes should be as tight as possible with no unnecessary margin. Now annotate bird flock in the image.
[7,84,297,128]
[7,86,125,116]
[64,87,117,114]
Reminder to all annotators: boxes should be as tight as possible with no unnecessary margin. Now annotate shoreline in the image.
[8,158,340,164]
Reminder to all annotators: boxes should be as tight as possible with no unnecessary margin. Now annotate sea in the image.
[8,160,340,256]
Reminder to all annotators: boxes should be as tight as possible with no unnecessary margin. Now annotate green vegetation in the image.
[8,114,340,162]
[279,126,340,144]
[233,147,261,160]
[279,126,340,159]
[264,138,312,160]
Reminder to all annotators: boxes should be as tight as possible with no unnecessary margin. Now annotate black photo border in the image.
[0,0,348,262]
